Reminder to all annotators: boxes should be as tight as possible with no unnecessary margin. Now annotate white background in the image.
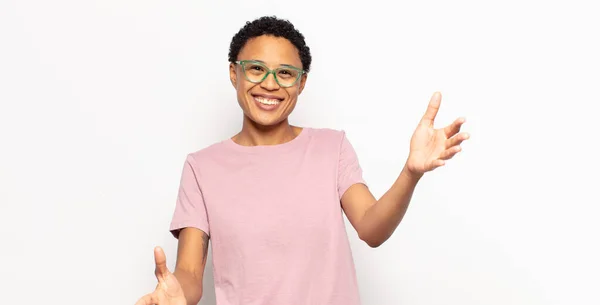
[1,0,599,304]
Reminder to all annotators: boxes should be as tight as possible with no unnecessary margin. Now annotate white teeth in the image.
[255,96,281,105]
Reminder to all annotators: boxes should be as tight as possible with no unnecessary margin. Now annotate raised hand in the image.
[406,92,470,175]
[135,247,187,305]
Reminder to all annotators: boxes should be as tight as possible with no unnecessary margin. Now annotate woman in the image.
[136,16,469,305]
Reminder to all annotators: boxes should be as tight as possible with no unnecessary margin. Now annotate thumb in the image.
[154,246,171,281]
[420,91,441,127]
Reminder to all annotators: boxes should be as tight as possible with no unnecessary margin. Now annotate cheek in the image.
[285,88,300,100]
[236,80,253,95]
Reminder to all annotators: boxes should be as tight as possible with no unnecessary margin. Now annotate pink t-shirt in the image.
[169,127,366,305]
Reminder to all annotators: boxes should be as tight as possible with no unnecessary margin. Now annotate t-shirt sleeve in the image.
[337,131,367,199]
[169,154,210,238]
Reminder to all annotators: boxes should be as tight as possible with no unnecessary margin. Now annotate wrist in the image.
[401,163,423,182]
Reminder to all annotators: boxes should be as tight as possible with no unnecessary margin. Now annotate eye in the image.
[278,69,295,77]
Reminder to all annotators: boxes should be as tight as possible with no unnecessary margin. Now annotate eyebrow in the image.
[252,59,299,69]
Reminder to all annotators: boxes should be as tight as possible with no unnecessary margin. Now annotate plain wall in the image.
[1,0,599,304]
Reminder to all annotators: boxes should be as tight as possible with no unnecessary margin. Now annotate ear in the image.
[297,73,308,95]
[229,63,237,88]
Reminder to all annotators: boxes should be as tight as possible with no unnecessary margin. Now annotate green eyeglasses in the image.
[235,60,305,88]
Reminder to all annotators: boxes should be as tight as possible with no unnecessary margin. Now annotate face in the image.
[229,35,307,127]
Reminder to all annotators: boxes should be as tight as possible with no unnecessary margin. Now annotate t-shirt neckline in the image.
[223,127,311,153]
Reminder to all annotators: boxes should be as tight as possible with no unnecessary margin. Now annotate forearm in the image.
[173,268,204,305]
[359,164,422,247]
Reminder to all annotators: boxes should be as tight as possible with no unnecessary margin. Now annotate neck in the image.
[232,116,301,146]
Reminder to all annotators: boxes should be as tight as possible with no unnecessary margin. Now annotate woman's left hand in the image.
[405,92,470,176]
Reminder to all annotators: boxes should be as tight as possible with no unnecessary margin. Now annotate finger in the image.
[420,92,441,127]
[444,117,466,138]
[154,246,171,281]
[446,132,470,148]
[135,292,159,305]
[439,145,462,160]
[427,159,445,171]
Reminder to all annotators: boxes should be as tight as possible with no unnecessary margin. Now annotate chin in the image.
[248,114,287,128]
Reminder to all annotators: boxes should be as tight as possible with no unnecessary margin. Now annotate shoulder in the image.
[183,140,231,166]
[305,127,348,145]
[305,127,358,155]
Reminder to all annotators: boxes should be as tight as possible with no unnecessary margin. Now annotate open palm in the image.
[406,92,470,175]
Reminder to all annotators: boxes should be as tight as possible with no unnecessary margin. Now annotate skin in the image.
[135,229,207,305]
[341,92,470,247]
[135,34,470,305]
[228,35,308,146]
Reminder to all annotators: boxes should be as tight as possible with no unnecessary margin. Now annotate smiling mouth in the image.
[252,95,283,107]
[251,94,285,111]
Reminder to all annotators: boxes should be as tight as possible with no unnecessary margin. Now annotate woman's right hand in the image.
[135,247,187,305]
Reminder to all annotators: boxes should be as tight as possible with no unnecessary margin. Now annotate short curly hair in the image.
[228,16,312,72]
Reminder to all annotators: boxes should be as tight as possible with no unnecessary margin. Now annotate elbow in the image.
[186,289,202,305]
[174,269,204,305]
[188,285,204,305]
[365,239,383,248]
[358,231,384,248]
[188,293,202,305]
[185,289,202,305]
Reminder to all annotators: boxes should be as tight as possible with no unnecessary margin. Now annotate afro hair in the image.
[228,16,312,72]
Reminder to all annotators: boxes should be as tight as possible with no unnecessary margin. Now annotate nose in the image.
[260,72,280,91]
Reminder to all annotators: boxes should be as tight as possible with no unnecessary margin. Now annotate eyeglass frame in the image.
[234,60,306,88]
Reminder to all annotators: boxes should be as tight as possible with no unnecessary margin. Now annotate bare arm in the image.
[172,227,210,305]
[341,165,421,248]
[341,92,469,248]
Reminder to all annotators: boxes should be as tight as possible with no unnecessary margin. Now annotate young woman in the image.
[135,16,469,305]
